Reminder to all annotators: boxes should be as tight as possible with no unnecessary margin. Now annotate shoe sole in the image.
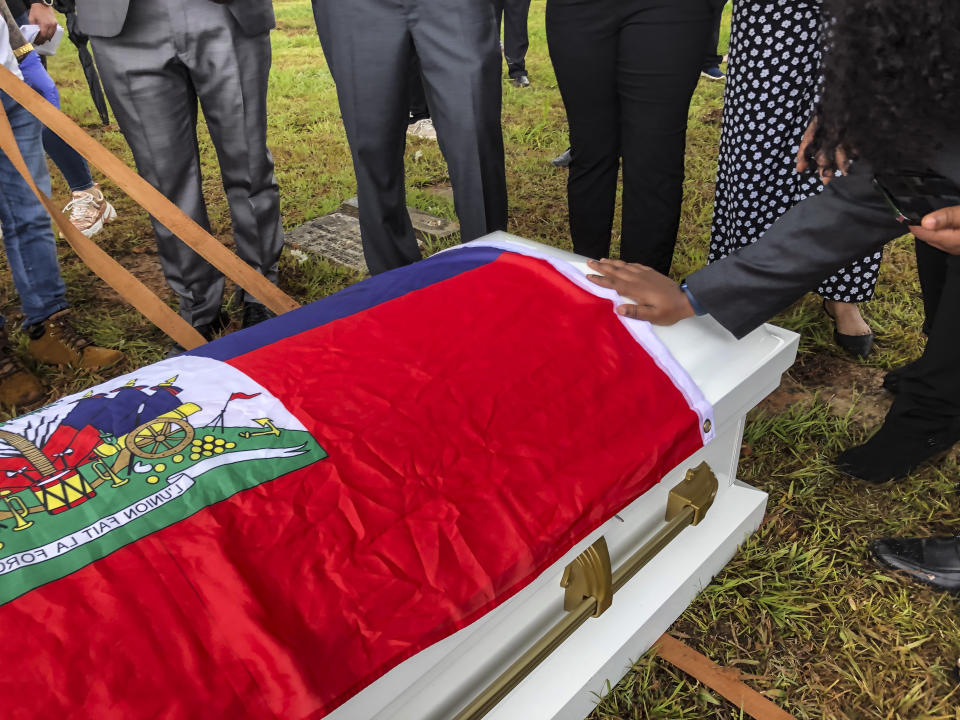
[872,553,960,594]
[60,202,118,239]
[700,72,725,81]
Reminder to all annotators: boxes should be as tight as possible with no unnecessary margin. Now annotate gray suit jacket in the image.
[686,138,960,338]
[77,0,275,38]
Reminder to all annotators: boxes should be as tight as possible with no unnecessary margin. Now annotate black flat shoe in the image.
[834,416,960,483]
[870,535,960,594]
[822,300,874,358]
[242,302,276,329]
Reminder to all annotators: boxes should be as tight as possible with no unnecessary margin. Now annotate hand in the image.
[28,3,58,45]
[796,116,849,185]
[585,259,695,325]
[910,205,960,254]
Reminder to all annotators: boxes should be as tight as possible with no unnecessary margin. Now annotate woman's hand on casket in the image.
[586,259,695,325]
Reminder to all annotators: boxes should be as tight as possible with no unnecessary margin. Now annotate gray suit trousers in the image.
[90,0,283,326]
[77,0,276,40]
[312,0,508,274]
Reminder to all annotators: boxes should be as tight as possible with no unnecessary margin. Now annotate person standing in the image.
[406,53,436,141]
[583,0,960,485]
[493,0,531,87]
[76,0,284,337]
[700,0,727,80]
[709,0,879,357]
[546,0,712,275]
[312,0,508,275]
[9,0,117,237]
[0,2,122,406]
[868,195,960,590]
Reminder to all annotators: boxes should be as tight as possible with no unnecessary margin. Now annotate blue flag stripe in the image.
[187,247,504,362]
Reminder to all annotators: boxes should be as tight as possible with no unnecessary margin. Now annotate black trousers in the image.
[546,0,712,273]
[408,54,430,122]
[703,0,727,70]
[891,241,960,433]
[492,0,531,78]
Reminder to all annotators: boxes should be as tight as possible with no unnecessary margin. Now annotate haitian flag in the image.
[0,239,712,719]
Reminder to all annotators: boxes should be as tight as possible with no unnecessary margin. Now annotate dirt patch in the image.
[103,255,174,304]
[758,354,893,429]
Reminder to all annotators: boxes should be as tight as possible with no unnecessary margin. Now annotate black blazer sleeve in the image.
[686,139,960,339]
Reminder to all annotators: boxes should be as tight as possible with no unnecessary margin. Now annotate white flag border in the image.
[450,238,716,445]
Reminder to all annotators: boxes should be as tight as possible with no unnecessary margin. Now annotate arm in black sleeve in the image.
[686,141,960,339]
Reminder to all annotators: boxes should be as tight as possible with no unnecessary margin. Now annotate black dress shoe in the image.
[834,416,960,483]
[882,369,903,395]
[242,302,275,329]
[200,309,231,340]
[822,300,873,358]
[882,359,923,395]
[552,148,572,168]
[871,536,960,593]
[165,309,230,357]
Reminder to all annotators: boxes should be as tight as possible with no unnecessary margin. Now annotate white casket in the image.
[327,233,800,720]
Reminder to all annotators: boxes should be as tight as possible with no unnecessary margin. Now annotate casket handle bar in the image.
[452,462,718,720]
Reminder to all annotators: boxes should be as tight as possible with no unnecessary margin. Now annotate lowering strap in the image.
[0,65,300,349]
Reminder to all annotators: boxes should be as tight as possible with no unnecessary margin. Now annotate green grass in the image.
[8,2,958,717]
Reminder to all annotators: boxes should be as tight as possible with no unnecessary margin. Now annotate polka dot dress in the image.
[709,0,881,302]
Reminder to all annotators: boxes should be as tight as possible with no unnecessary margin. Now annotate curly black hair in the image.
[809,0,960,173]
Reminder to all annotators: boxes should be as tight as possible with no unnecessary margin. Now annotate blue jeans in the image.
[0,92,68,328]
[15,13,96,192]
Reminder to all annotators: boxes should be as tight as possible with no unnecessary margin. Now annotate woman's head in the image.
[811,0,960,172]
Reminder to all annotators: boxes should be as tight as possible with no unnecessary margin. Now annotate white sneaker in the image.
[406,118,437,141]
[61,183,118,238]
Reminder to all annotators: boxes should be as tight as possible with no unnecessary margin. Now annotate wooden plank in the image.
[654,634,797,720]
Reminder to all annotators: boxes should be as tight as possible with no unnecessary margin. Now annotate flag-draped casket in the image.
[0,237,797,720]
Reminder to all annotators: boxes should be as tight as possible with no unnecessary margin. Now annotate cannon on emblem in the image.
[90,403,201,486]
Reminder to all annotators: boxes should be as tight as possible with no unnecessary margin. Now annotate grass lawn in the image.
[8,2,959,717]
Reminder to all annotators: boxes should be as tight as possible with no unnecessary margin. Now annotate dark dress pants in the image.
[492,0,531,78]
[313,0,508,275]
[91,0,283,326]
[546,0,712,274]
[703,0,726,70]
[408,53,430,122]
[891,242,960,434]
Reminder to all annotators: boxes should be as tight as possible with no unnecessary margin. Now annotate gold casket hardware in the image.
[561,536,612,617]
[666,461,717,526]
[453,462,719,720]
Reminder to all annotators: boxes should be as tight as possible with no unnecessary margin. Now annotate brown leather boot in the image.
[27,310,124,371]
[0,328,45,407]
